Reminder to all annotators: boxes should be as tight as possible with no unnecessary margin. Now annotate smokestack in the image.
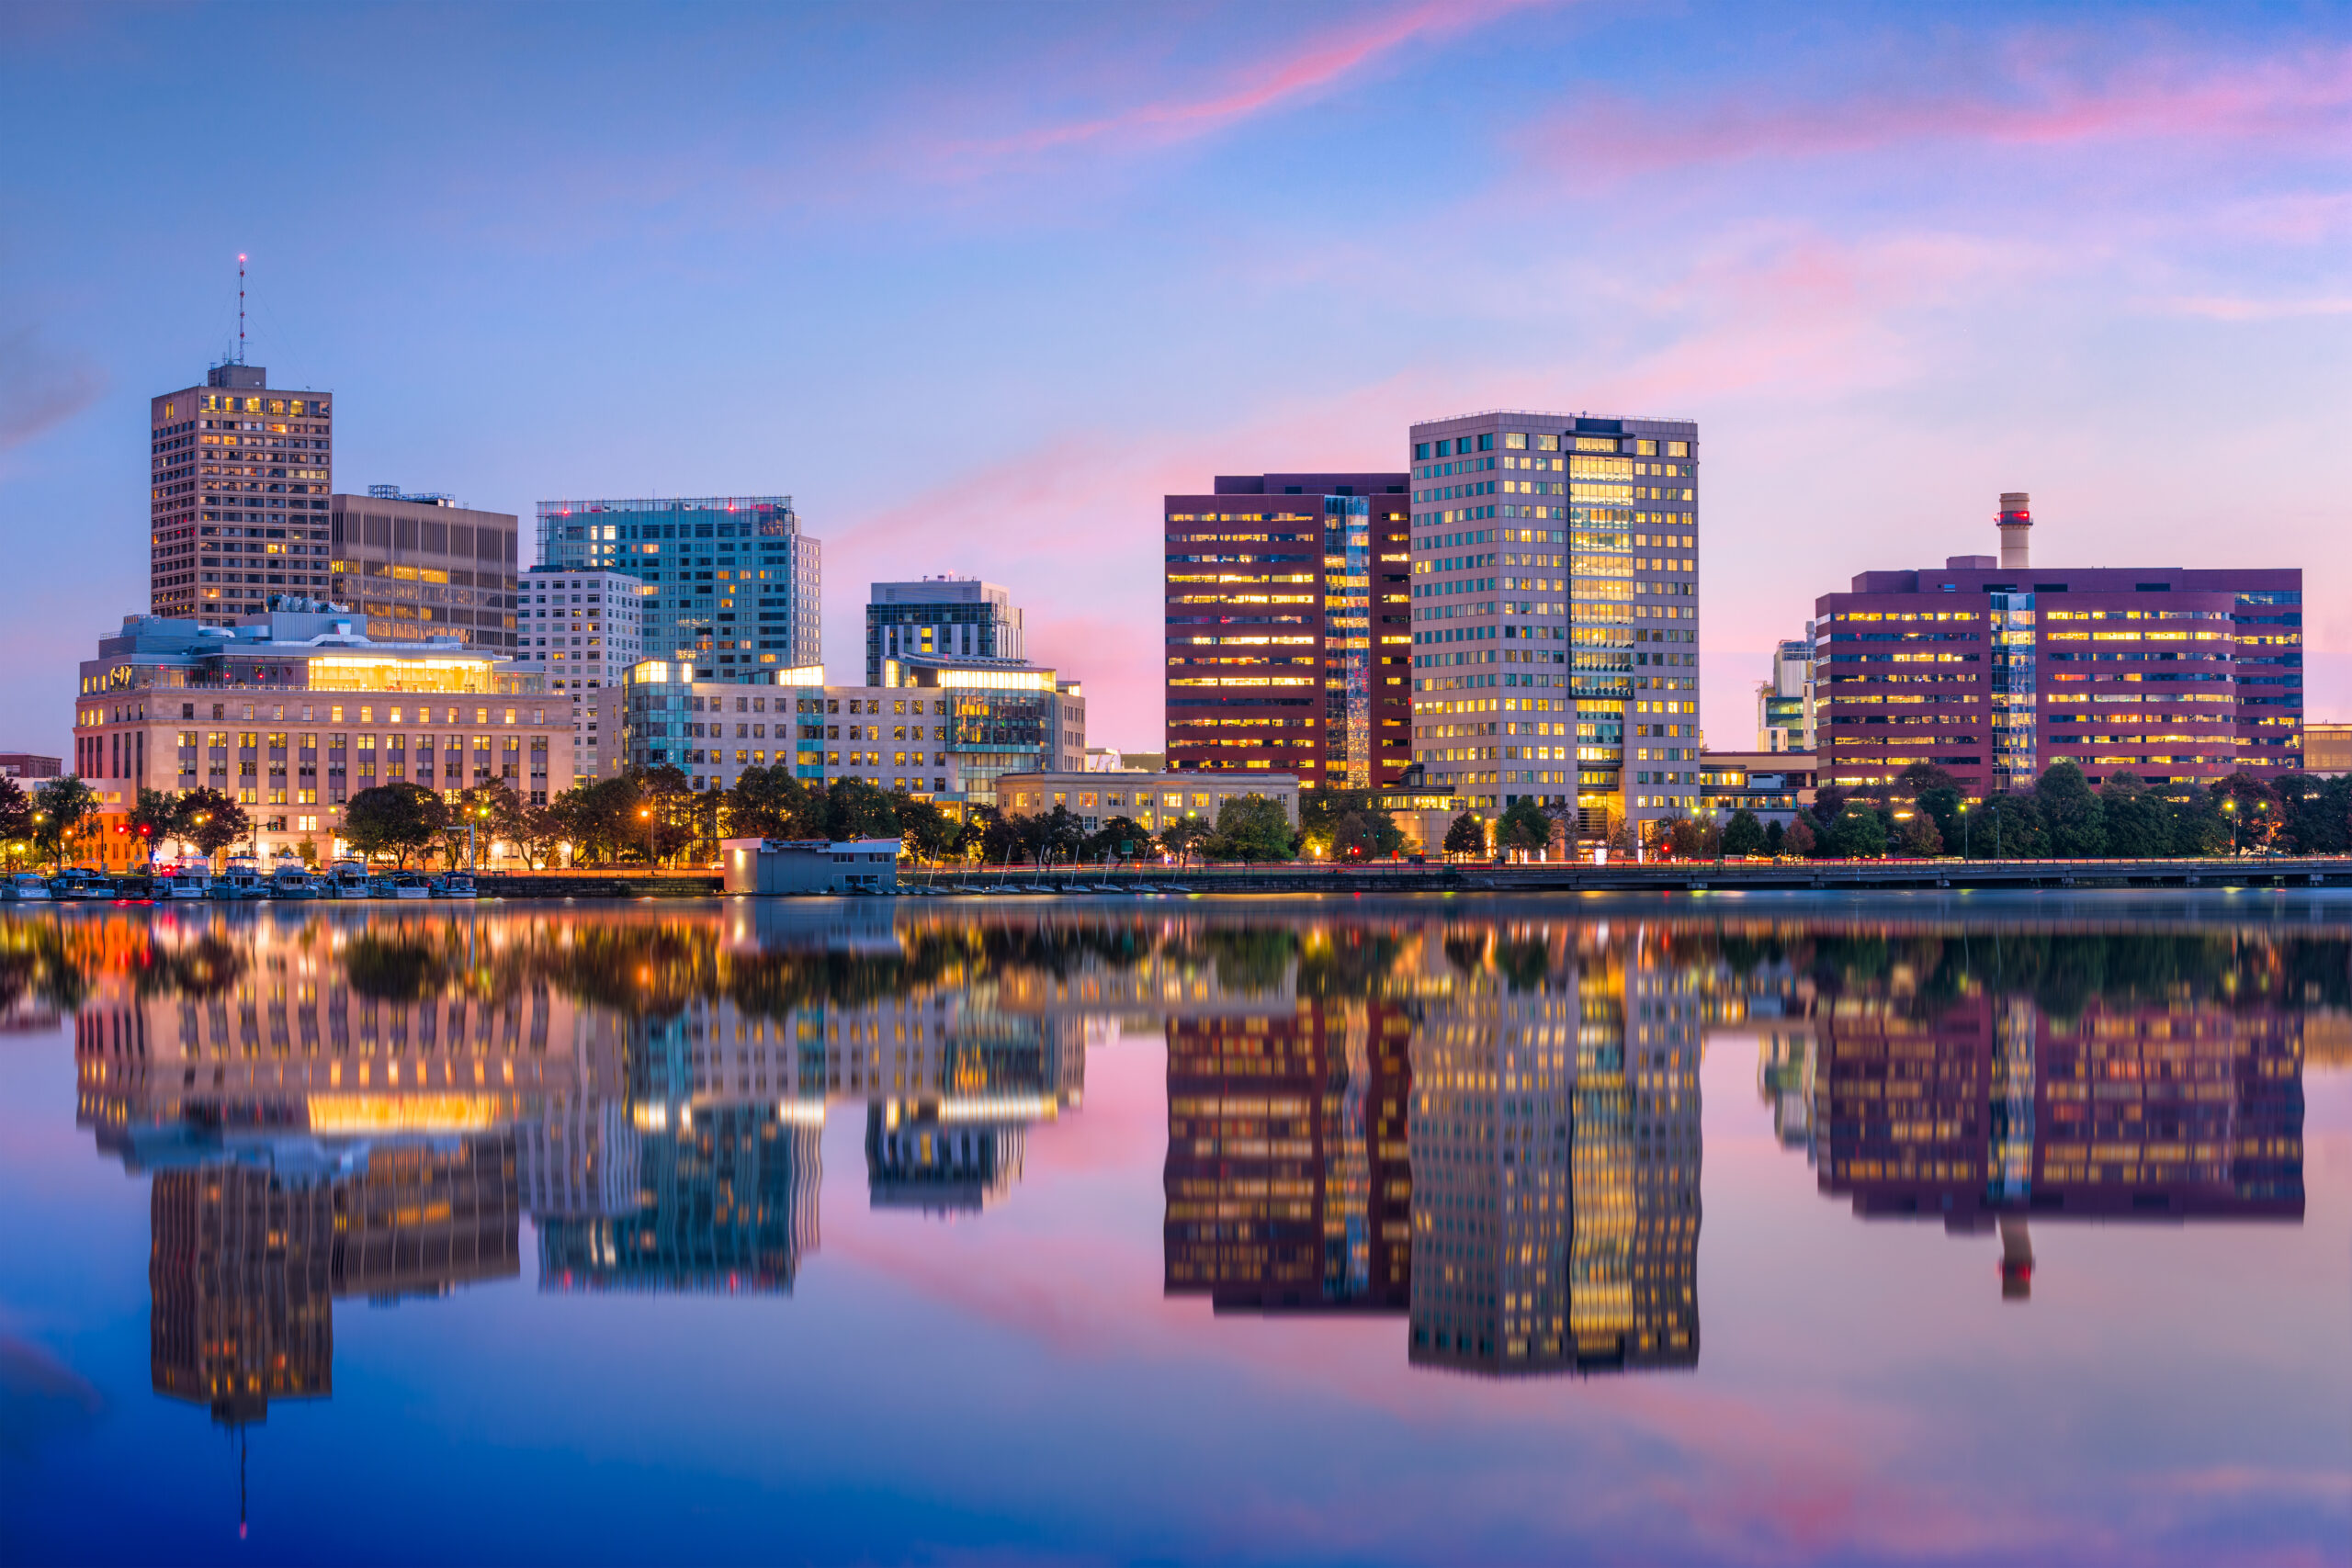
[1996,491,2031,570]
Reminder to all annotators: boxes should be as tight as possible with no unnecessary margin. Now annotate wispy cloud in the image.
[920,0,1547,178]
[2160,294,2352,321]
[0,329,104,454]
[1529,38,2352,178]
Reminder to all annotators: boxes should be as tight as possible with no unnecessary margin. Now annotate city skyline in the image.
[5,5,2346,773]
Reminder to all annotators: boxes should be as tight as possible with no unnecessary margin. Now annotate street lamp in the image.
[2223,795,2238,855]
[639,805,656,875]
[1958,800,1970,861]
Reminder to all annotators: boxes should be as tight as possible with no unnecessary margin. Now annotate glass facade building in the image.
[1407,412,1701,840]
[536,497,819,682]
[865,578,1023,686]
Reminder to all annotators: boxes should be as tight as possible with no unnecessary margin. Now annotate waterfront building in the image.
[1697,750,1816,829]
[1758,634,1815,751]
[326,488,522,656]
[535,497,820,681]
[1405,412,1701,842]
[994,769,1298,833]
[514,565,644,772]
[610,653,1083,808]
[1162,472,1414,789]
[2304,721,2352,774]
[151,363,334,626]
[0,752,61,779]
[1813,495,2303,794]
[71,603,574,870]
[865,577,1023,685]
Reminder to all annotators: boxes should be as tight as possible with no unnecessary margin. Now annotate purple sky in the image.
[2,2,2346,760]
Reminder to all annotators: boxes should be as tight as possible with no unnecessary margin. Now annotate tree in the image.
[1763,818,1787,856]
[1896,811,1944,856]
[1497,798,1554,860]
[2274,773,2352,857]
[509,803,568,870]
[1720,808,1766,857]
[552,775,641,865]
[2034,761,2105,857]
[727,765,820,840]
[822,777,904,844]
[127,787,184,865]
[1298,786,1404,862]
[1083,815,1151,863]
[1784,815,1817,857]
[172,787,249,863]
[892,791,957,863]
[2097,772,2167,859]
[446,782,521,869]
[1208,795,1295,863]
[32,776,99,870]
[1442,812,1487,861]
[342,783,448,868]
[1662,817,1705,858]
[1893,761,1962,800]
[1971,791,2048,859]
[1823,803,1888,859]
[1159,817,1215,863]
[641,764,699,865]
[2211,769,2281,853]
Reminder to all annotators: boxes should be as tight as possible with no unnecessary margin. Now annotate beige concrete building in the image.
[2304,722,2352,775]
[71,604,574,871]
[150,363,334,626]
[994,770,1299,832]
[328,489,522,656]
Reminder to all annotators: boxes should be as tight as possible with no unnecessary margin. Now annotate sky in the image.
[2,0,2348,761]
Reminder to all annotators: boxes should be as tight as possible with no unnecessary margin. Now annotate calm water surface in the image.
[0,894,2346,1566]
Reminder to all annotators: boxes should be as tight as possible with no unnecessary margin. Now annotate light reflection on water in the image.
[0,895,2345,1565]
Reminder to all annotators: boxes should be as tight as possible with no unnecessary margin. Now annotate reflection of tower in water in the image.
[1408,927,1700,1375]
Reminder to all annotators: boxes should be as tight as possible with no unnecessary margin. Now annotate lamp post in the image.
[2223,795,2238,855]
[639,805,656,875]
[1959,800,1970,861]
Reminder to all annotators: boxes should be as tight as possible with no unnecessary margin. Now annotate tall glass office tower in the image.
[535,496,820,682]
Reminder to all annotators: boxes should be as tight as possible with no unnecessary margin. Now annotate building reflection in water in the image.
[1765,926,2311,1299]
[30,901,2328,1425]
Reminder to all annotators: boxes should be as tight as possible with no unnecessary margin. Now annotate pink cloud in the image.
[921,0,1548,177]
[1529,40,2352,178]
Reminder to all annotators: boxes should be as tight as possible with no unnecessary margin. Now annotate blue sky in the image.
[3,0,2347,756]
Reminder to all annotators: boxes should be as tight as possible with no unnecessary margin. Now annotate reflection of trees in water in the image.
[18,907,2352,1021]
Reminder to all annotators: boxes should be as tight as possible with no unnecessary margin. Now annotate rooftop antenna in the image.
[237,254,247,365]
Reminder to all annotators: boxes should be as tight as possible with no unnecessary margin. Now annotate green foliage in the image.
[1497,798,1554,857]
[1897,811,1944,856]
[32,776,100,868]
[172,787,248,860]
[1159,817,1215,862]
[1082,815,1151,862]
[1299,786,1404,861]
[891,791,958,863]
[1763,818,1786,855]
[2096,772,2166,858]
[1785,815,1817,856]
[1823,803,1888,858]
[1208,795,1296,863]
[1662,817,1706,857]
[0,776,30,851]
[1719,808,1767,856]
[1442,812,1487,860]
[2274,773,2352,856]
[551,775,643,864]
[343,783,449,868]
[2034,761,2106,856]
[1969,791,2048,859]
[821,777,904,844]
[727,765,820,840]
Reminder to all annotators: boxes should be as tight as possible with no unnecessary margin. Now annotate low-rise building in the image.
[71,601,573,870]
[1699,751,1816,828]
[0,753,62,780]
[613,653,1084,809]
[2305,722,2352,775]
[994,770,1299,833]
[720,838,900,895]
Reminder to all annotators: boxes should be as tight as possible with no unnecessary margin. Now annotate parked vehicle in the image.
[326,860,374,898]
[2,873,50,902]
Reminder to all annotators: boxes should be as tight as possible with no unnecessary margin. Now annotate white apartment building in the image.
[516,566,645,777]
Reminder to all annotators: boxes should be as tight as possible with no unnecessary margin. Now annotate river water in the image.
[0,894,2345,1565]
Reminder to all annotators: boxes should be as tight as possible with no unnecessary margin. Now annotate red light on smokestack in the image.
[1996,491,2032,570]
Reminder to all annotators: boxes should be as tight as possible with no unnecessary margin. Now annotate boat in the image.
[326,860,374,898]
[372,873,432,900]
[164,867,211,899]
[2,872,49,902]
[431,873,478,898]
[54,872,117,900]
[212,857,267,899]
[268,864,322,898]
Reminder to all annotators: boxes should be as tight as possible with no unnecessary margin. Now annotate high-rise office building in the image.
[515,565,645,769]
[326,487,520,654]
[536,497,820,682]
[1758,635,1815,751]
[1813,496,2303,794]
[1406,412,1700,840]
[865,578,1023,685]
[1162,473,1413,789]
[150,364,334,626]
